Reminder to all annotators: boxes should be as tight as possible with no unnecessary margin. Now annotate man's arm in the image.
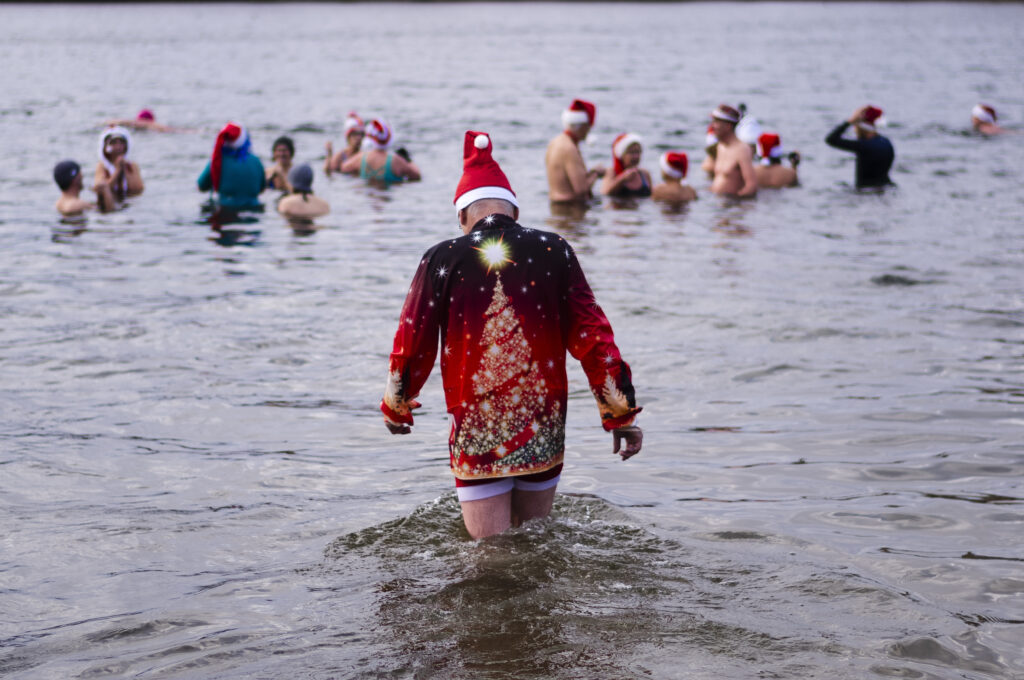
[737,146,758,197]
[825,122,859,152]
[340,152,362,175]
[563,246,642,432]
[563,146,603,199]
[381,253,442,433]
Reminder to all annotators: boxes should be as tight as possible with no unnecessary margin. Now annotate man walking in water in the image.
[545,99,606,206]
[708,105,758,197]
[383,131,643,539]
[825,105,895,188]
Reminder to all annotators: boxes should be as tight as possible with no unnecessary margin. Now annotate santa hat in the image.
[711,104,741,124]
[858,105,885,132]
[659,151,688,179]
[758,132,784,164]
[453,131,518,213]
[343,111,364,135]
[561,98,597,129]
[365,119,392,149]
[611,132,642,175]
[705,123,718,148]
[210,122,250,191]
[972,103,997,124]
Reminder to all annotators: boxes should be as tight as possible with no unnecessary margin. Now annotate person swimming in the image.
[95,126,144,201]
[196,122,266,210]
[754,133,800,188]
[651,151,697,203]
[601,133,652,198]
[266,136,295,192]
[104,109,177,132]
[971,104,1006,135]
[340,119,421,184]
[324,112,366,175]
[277,164,330,219]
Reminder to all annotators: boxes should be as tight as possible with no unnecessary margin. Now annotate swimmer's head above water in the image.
[53,159,82,191]
[562,98,596,141]
[659,151,688,180]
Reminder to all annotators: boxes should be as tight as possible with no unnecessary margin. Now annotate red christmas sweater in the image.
[381,213,641,481]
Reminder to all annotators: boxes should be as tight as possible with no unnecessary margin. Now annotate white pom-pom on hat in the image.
[474,134,490,149]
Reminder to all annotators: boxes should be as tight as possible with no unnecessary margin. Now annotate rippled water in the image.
[2,3,1023,679]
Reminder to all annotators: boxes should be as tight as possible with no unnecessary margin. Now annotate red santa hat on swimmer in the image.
[705,123,718,148]
[453,131,518,213]
[343,111,364,135]
[562,98,597,130]
[758,132,784,165]
[210,122,249,191]
[858,105,885,132]
[972,104,997,124]
[365,119,392,149]
[659,151,688,180]
[611,132,642,175]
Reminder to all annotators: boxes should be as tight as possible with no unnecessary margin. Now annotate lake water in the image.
[1,3,1022,679]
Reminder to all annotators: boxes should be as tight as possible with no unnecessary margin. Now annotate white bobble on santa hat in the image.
[474,134,490,149]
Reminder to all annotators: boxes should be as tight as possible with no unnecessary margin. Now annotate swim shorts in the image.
[454,464,563,502]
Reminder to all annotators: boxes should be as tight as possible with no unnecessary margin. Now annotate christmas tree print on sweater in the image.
[453,273,564,478]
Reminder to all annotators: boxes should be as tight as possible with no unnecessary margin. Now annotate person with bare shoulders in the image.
[972,104,1006,136]
[708,105,757,197]
[277,164,330,219]
[700,124,718,177]
[341,119,420,184]
[95,126,144,202]
[382,131,642,539]
[324,112,365,175]
[754,133,800,188]
[54,160,109,215]
[652,151,697,203]
[545,98,606,206]
[601,133,652,198]
[266,136,294,193]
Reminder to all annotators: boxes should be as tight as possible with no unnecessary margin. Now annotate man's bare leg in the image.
[460,491,512,539]
[511,487,557,527]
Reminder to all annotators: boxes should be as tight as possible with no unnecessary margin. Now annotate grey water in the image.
[2,3,1023,678]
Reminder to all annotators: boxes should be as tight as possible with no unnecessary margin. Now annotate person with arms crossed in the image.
[382,131,643,540]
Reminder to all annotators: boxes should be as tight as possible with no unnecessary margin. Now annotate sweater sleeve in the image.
[564,247,641,430]
[381,253,441,426]
[825,122,860,153]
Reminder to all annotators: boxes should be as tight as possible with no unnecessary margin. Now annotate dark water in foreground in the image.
[2,3,1023,679]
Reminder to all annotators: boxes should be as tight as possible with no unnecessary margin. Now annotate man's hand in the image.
[612,425,643,460]
[848,106,866,126]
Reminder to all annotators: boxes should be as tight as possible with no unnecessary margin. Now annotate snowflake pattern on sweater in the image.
[382,214,640,480]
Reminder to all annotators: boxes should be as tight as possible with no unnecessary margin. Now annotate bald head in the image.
[459,198,519,233]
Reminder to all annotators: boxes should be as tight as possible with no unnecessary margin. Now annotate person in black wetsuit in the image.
[825,105,894,188]
[601,132,652,198]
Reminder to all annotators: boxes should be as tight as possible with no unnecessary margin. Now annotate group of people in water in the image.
[53,100,1010,218]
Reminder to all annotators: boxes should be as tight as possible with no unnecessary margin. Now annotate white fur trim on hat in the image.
[613,133,643,159]
[972,104,995,124]
[223,124,249,149]
[454,186,519,212]
[659,153,684,179]
[562,109,590,129]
